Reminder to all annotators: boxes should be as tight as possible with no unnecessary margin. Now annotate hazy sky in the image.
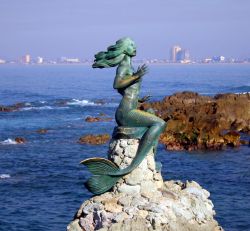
[0,0,250,59]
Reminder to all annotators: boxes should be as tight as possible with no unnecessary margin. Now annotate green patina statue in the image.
[81,37,166,195]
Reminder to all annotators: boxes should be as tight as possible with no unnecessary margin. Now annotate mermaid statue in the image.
[81,37,166,195]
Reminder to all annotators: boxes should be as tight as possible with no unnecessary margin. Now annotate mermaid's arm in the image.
[113,64,148,89]
[113,66,140,89]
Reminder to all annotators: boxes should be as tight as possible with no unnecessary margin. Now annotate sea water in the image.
[0,64,249,231]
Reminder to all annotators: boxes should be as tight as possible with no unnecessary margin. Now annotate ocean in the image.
[0,64,249,231]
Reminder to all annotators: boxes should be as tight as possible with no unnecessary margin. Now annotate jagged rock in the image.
[78,134,110,145]
[15,137,26,143]
[68,138,222,231]
[36,129,48,134]
[223,131,240,147]
[140,91,250,150]
[85,116,112,122]
[0,102,25,112]
[67,219,82,231]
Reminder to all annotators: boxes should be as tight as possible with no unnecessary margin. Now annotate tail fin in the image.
[80,157,119,175]
[85,175,121,195]
[81,157,121,194]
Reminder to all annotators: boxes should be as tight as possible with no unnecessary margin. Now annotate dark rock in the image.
[36,129,48,134]
[85,116,112,123]
[141,92,250,150]
[223,131,240,147]
[78,134,110,145]
[15,137,26,144]
[240,140,249,145]
[0,103,25,112]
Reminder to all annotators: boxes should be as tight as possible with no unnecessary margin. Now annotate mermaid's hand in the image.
[138,95,151,103]
[134,64,149,78]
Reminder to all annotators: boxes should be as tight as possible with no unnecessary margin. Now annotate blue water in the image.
[0,64,249,231]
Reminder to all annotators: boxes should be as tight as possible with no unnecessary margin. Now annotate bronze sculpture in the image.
[81,37,166,195]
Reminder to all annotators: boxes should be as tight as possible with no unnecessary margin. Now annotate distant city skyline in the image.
[0,0,250,60]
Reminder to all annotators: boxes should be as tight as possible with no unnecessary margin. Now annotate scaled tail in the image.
[81,155,147,194]
[81,157,121,195]
[85,175,121,195]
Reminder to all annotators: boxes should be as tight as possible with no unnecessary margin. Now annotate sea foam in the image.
[66,99,97,106]
[0,138,18,145]
[0,174,11,179]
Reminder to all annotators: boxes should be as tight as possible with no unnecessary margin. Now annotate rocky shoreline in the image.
[2,92,249,151]
[141,92,250,151]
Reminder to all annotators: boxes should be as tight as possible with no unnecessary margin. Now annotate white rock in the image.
[119,139,128,148]
[127,139,138,145]
[68,137,222,231]
[126,168,144,185]
[118,184,140,195]
[138,158,149,171]
[123,143,138,158]
[184,187,207,200]
[130,196,148,207]
[141,181,158,195]
[80,214,94,231]
[109,139,117,150]
[67,219,82,231]
[83,202,103,215]
[147,154,156,170]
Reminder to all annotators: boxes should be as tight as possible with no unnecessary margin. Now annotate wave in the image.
[102,102,119,107]
[0,138,18,145]
[0,174,11,179]
[21,106,54,111]
[229,85,250,93]
[4,98,117,112]
[20,106,69,111]
[66,99,98,106]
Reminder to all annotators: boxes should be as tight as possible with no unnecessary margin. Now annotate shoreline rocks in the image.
[14,137,26,144]
[78,134,110,145]
[68,180,222,231]
[0,103,25,112]
[141,92,250,151]
[85,116,112,123]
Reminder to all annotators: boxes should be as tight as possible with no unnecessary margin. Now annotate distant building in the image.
[0,59,6,64]
[212,56,225,62]
[60,57,80,63]
[170,46,190,63]
[170,45,181,62]
[23,54,31,64]
[37,56,43,64]
[177,49,190,63]
[202,57,212,63]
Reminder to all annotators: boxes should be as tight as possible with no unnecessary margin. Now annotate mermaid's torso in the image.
[115,66,141,126]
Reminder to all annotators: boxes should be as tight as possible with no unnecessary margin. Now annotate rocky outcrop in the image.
[36,129,48,134]
[68,138,222,231]
[85,116,112,123]
[68,180,221,231]
[141,92,250,150]
[78,134,110,145]
[0,103,25,112]
[14,137,26,143]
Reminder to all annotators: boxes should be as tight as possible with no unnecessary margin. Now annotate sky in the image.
[0,0,250,60]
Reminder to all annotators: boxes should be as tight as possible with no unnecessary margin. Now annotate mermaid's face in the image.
[125,41,136,57]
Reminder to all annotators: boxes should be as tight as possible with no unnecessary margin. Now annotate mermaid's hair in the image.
[92,37,135,68]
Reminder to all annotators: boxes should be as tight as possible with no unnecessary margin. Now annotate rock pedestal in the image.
[108,139,163,197]
[67,138,223,231]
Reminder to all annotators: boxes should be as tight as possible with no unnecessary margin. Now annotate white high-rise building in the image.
[37,56,43,64]
[170,45,181,62]
[23,54,31,64]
